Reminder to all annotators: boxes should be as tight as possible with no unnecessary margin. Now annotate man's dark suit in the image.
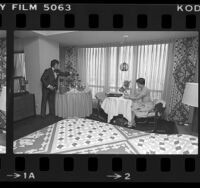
[40,68,69,117]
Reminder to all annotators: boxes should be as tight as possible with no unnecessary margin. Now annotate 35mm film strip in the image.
[0,3,199,182]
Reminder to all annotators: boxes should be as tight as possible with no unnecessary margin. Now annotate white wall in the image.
[14,38,25,52]
[14,37,59,114]
[38,38,60,77]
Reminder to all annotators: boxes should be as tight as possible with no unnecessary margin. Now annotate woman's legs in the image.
[128,101,139,128]
[127,109,136,128]
[132,111,136,126]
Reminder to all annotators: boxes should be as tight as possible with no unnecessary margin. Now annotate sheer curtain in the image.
[77,43,169,100]
[118,46,139,92]
[14,53,26,78]
[86,48,106,96]
[77,48,106,96]
[137,43,169,99]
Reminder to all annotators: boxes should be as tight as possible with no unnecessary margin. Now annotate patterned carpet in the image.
[13,118,198,154]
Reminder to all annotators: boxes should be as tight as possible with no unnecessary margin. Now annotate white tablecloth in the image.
[101,97,132,123]
[56,89,93,118]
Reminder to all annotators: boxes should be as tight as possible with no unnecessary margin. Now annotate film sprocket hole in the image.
[0,3,199,183]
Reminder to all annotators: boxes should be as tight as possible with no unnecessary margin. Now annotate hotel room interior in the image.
[0,31,6,154]
[13,31,198,154]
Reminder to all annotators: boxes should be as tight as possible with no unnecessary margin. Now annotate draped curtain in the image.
[77,48,107,96]
[167,37,198,123]
[137,44,169,99]
[14,53,26,78]
[77,43,169,99]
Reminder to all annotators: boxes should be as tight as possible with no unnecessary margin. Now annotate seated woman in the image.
[124,78,153,128]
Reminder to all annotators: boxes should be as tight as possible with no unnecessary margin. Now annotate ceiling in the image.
[15,30,198,47]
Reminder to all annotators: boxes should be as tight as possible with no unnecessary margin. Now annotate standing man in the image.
[40,59,69,118]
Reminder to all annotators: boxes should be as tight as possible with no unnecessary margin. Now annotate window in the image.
[14,53,26,78]
[85,48,106,96]
[137,44,168,99]
[79,43,169,100]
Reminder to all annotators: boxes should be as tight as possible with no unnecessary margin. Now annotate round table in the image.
[101,97,132,123]
[55,89,93,119]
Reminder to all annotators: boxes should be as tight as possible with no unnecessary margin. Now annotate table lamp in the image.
[0,86,6,112]
[182,82,198,132]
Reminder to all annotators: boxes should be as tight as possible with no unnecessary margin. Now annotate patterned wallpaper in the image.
[60,47,77,71]
[168,37,198,123]
[0,38,6,89]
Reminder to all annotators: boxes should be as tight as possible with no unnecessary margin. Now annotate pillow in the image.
[0,110,6,131]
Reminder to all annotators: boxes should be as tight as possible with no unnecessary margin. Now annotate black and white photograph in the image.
[0,31,6,154]
[13,31,198,154]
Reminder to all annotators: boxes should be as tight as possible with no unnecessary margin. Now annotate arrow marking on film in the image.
[107,173,122,180]
[7,173,21,179]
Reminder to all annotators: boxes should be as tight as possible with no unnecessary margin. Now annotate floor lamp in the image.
[182,83,198,132]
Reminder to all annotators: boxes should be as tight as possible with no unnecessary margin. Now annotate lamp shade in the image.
[0,86,6,111]
[182,83,198,107]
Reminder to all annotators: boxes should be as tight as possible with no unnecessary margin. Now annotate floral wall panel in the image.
[0,38,6,89]
[168,37,198,123]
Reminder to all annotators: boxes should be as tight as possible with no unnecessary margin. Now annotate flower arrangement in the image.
[119,80,131,94]
[59,61,85,94]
